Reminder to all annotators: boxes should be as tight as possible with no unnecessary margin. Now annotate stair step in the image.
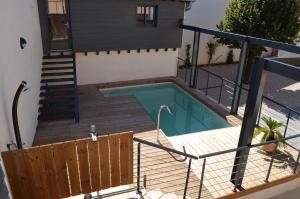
[40,84,75,91]
[43,55,73,59]
[39,104,74,112]
[39,96,74,105]
[39,90,74,97]
[42,72,74,77]
[41,78,74,83]
[42,61,73,65]
[38,112,75,121]
[42,66,74,71]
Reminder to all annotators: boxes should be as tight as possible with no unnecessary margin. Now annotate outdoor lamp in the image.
[20,37,27,49]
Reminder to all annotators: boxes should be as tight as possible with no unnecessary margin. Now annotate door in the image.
[47,0,72,50]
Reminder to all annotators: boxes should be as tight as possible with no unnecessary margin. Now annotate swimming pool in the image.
[101,82,231,137]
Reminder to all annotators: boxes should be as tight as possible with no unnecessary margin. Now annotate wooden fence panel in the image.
[27,147,50,199]
[64,142,81,196]
[99,136,111,189]
[40,145,60,199]
[1,151,23,199]
[119,133,133,185]
[53,143,71,198]
[77,139,91,194]
[110,134,121,187]
[1,132,133,199]
[87,139,101,192]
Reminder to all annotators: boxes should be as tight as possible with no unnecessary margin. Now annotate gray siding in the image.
[37,0,50,54]
[69,0,184,52]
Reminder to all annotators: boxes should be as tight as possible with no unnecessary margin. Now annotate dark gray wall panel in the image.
[69,0,184,52]
[37,0,50,54]
[0,164,9,199]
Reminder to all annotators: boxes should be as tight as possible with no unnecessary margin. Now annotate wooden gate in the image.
[1,132,133,199]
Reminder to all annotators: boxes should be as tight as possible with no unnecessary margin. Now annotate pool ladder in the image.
[156,105,172,142]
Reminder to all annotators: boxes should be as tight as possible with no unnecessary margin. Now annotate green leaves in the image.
[217,0,300,83]
[253,116,286,148]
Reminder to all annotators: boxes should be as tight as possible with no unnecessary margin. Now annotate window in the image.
[136,5,158,27]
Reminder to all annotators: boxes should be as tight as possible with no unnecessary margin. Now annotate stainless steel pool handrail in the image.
[156,105,172,142]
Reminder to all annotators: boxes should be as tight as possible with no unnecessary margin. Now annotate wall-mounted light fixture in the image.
[20,37,27,49]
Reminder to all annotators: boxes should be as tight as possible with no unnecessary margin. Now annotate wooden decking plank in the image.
[1,151,23,199]
[87,139,101,192]
[39,145,60,199]
[15,150,36,198]
[119,133,131,185]
[109,134,121,187]
[76,139,92,193]
[64,141,81,196]
[99,136,111,189]
[27,147,50,199]
[53,143,71,198]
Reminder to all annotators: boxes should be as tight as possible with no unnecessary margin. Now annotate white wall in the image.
[0,0,43,152]
[76,50,178,85]
[181,0,236,65]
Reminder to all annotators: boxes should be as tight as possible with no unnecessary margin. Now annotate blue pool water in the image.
[102,83,231,137]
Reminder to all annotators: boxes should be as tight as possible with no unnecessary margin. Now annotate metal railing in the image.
[196,133,300,198]
[177,57,300,143]
[133,137,198,199]
[132,133,300,198]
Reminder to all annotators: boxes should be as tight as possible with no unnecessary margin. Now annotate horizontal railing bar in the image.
[180,24,300,55]
[265,58,300,81]
[262,96,300,115]
[248,37,300,55]
[199,133,300,159]
[178,57,300,118]
[133,137,198,159]
[180,24,246,41]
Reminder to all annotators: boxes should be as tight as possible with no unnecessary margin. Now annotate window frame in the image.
[136,5,158,27]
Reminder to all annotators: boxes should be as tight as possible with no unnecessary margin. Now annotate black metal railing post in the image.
[293,151,300,174]
[257,97,264,126]
[265,144,278,183]
[231,41,249,114]
[190,31,200,88]
[218,79,224,104]
[137,143,142,194]
[198,158,206,199]
[284,111,291,137]
[183,158,192,199]
[205,73,209,95]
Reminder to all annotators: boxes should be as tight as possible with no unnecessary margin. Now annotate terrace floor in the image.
[33,78,300,198]
[33,84,156,145]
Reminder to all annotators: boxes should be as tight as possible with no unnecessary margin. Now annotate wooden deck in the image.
[134,130,210,198]
[33,84,156,145]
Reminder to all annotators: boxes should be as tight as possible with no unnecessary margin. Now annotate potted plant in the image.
[253,117,286,153]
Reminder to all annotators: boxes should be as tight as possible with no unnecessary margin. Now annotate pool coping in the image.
[96,76,243,127]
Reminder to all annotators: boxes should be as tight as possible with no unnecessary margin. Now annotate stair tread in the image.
[40,90,74,97]
[39,104,74,112]
[39,96,74,104]
[40,84,74,90]
[38,112,75,121]
[42,61,73,65]
[42,66,74,71]
[42,72,74,77]
[43,55,73,59]
[41,78,74,83]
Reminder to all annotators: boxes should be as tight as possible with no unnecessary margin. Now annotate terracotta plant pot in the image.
[261,143,277,153]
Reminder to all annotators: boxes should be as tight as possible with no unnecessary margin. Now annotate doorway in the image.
[47,0,72,50]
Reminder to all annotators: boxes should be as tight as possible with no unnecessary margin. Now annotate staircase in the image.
[39,51,79,123]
